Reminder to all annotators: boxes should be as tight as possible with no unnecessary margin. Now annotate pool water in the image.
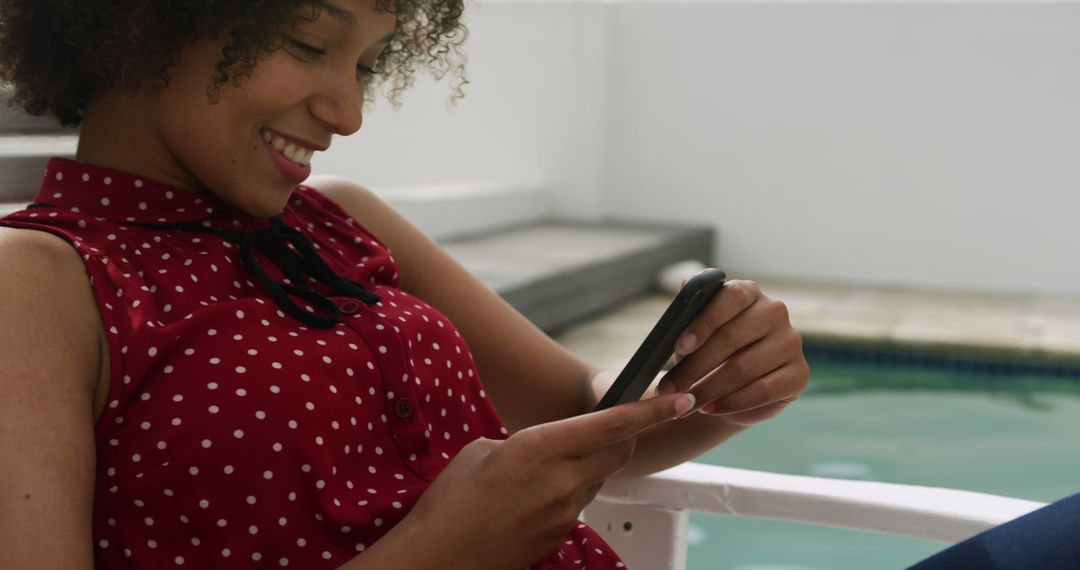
[686,358,1080,570]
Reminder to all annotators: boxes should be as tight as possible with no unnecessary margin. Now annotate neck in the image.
[76,91,205,193]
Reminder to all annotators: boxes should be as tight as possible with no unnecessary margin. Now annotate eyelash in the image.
[286,37,378,78]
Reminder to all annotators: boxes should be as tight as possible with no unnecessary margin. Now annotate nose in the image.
[308,73,365,136]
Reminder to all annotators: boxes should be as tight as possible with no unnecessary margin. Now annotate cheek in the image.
[240,56,313,111]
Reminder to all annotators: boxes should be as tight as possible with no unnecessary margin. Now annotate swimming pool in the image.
[686,349,1080,570]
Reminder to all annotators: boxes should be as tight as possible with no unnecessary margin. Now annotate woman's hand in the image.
[656,276,809,426]
[402,392,695,570]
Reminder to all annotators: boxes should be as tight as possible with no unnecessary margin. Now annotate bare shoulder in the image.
[0,226,100,567]
[0,225,102,335]
[0,223,90,266]
[305,175,380,226]
[0,225,102,414]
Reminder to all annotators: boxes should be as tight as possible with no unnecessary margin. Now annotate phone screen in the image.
[593,268,726,411]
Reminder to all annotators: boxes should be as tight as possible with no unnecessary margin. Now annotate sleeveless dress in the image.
[0,158,627,569]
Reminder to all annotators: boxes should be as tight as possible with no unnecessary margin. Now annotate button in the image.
[393,398,414,419]
[338,300,360,314]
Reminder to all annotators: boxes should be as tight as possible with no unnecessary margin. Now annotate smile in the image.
[260,128,315,167]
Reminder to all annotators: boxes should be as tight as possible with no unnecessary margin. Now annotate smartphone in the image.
[593,268,726,411]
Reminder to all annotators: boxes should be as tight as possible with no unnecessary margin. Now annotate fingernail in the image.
[674,393,696,417]
[700,402,718,414]
[656,381,676,395]
[678,334,698,354]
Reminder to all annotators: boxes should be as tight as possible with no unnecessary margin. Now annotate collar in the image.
[34,157,226,224]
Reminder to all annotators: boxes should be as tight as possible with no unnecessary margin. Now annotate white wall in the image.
[602,2,1080,296]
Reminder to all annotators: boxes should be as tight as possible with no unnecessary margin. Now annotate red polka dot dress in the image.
[0,158,628,569]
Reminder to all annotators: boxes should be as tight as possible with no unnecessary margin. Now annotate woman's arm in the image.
[0,228,102,569]
[310,177,596,434]
[311,178,808,476]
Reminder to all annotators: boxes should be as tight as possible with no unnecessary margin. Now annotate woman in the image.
[0,0,809,567]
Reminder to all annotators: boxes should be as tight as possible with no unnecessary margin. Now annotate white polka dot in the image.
[263,470,274,480]
[234,429,245,439]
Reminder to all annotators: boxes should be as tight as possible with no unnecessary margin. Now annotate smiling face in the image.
[76,0,397,218]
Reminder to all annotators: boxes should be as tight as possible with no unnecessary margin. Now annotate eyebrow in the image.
[317,1,396,44]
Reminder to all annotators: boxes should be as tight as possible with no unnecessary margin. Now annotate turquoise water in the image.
[686,360,1080,570]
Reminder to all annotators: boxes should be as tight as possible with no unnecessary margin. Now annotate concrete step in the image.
[443,220,716,333]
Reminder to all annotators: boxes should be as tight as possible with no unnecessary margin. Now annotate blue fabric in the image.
[909,492,1080,569]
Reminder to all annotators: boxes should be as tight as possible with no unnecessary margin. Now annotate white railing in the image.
[582,462,1047,570]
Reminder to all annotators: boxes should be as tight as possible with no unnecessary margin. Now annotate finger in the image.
[575,438,637,487]
[686,326,803,410]
[673,280,764,358]
[701,361,808,418]
[679,266,714,290]
[662,295,786,393]
[537,392,695,456]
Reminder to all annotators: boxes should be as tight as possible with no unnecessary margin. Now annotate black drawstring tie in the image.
[28,203,381,329]
[158,216,382,329]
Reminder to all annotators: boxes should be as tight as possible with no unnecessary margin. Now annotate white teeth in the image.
[264,129,316,167]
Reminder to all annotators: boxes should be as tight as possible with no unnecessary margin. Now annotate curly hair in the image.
[0,0,468,127]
